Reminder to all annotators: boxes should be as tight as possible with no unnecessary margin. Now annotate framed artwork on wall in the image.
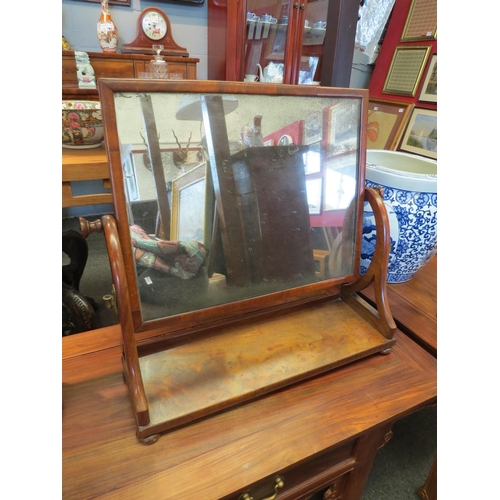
[71,0,131,5]
[400,108,437,160]
[367,98,414,150]
[382,46,431,97]
[419,54,437,103]
[401,0,437,42]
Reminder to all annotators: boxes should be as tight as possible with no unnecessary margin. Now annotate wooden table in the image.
[63,324,436,499]
[360,256,437,358]
[361,255,437,500]
[62,145,113,208]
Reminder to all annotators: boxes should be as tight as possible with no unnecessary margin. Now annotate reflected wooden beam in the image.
[140,94,171,240]
[200,94,252,286]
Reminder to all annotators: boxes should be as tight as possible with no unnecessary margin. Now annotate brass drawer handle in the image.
[239,477,284,500]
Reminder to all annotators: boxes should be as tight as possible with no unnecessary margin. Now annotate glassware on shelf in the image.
[150,44,169,79]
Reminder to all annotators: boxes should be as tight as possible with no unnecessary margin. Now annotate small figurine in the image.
[74,51,97,89]
[240,114,264,148]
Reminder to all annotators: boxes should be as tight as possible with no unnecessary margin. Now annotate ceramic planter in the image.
[361,149,437,283]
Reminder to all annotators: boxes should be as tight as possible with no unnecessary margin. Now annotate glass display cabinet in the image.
[87,79,396,443]
[208,0,360,86]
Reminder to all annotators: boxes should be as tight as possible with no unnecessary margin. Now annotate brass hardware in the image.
[293,2,299,8]
[300,3,306,9]
[238,477,284,500]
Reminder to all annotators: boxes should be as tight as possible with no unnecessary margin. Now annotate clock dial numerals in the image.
[142,13,167,40]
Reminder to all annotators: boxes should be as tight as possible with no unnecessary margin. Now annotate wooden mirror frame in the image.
[97,79,375,339]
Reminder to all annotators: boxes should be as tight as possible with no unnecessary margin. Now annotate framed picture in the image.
[367,98,414,150]
[401,0,437,41]
[303,110,324,145]
[170,163,212,244]
[327,100,361,157]
[383,46,431,97]
[419,54,437,103]
[400,108,437,159]
[306,178,323,215]
[71,0,131,5]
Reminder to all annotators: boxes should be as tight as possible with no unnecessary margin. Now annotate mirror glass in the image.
[113,89,362,323]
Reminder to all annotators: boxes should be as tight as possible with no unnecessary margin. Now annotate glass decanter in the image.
[150,44,169,79]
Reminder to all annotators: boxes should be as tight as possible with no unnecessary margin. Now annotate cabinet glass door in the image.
[299,0,329,85]
[244,1,291,83]
[244,0,329,85]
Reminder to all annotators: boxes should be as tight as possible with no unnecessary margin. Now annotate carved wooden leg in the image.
[418,457,437,500]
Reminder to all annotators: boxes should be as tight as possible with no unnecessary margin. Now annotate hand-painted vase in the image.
[361,150,437,283]
[97,0,118,53]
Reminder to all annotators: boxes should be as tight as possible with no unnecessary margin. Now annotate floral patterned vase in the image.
[97,0,118,53]
[361,150,437,283]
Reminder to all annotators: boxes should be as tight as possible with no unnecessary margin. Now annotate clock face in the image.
[142,12,168,41]
[278,134,293,146]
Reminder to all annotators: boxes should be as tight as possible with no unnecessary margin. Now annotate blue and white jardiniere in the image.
[361,150,437,283]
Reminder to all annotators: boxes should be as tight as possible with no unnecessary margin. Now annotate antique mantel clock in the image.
[121,7,189,57]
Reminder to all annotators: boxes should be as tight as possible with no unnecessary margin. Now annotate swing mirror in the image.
[98,79,368,336]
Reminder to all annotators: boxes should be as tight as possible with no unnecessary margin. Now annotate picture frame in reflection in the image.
[170,162,212,245]
[327,100,360,157]
[303,110,324,145]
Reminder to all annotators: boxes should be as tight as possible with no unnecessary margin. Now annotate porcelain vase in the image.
[361,150,437,283]
[97,0,118,53]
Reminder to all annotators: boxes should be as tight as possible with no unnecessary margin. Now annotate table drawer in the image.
[224,440,356,500]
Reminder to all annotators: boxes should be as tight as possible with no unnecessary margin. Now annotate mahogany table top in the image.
[62,327,437,499]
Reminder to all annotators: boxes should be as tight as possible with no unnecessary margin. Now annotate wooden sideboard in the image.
[62,50,199,101]
[62,327,437,499]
